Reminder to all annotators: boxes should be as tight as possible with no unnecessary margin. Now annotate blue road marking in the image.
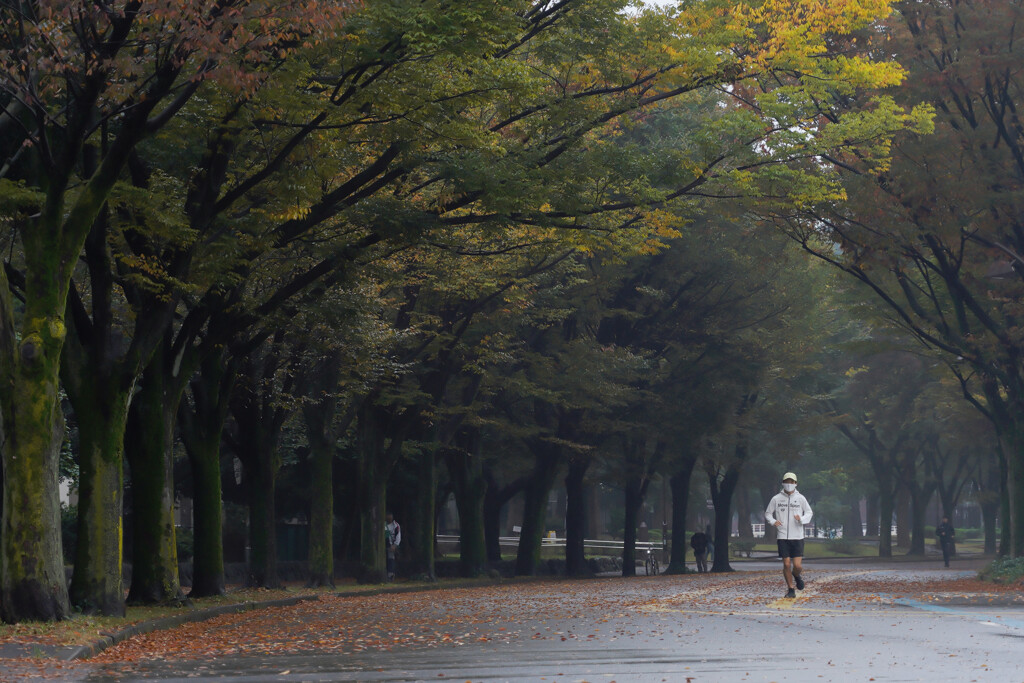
[895,598,1024,631]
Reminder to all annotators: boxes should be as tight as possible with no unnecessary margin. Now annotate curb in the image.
[66,595,319,661]
[333,575,552,599]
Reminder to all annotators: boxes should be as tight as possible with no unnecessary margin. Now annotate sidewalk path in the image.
[2,561,1020,681]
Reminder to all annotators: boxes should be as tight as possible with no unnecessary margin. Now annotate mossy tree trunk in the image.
[354,397,418,583]
[514,443,560,577]
[306,432,336,588]
[356,402,386,583]
[178,348,236,597]
[124,339,185,605]
[408,447,437,580]
[62,341,133,617]
[302,356,345,588]
[4,184,145,621]
[178,352,235,597]
[0,41,185,620]
[354,403,397,583]
[61,193,185,613]
[67,394,131,616]
[0,258,70,621]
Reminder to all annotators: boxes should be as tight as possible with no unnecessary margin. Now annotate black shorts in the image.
[777,539,804,559]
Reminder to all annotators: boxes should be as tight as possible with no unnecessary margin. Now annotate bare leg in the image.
[792,556,803,580]
[782,557,795,589]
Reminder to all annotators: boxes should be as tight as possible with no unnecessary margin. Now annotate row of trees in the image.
[0,0,966,625]
[777,0,1024,554]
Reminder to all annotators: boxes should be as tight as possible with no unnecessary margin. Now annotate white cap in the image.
[782,472,797,482]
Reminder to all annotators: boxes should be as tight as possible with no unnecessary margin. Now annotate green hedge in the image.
[979,557,1024,583]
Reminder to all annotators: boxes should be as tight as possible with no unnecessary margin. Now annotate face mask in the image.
[783,483,796,493]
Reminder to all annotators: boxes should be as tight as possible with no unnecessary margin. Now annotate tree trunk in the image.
[0,366,70,622]
[621,477,643,577]
[1005,426,1024,556]
[68,391,130,616]
[564,457,591,577]
[977,455,1001,556]
[1000,449,1011,556]
[125,346,184,605]
[514,447,559,576]
[185,432,225,597]
[844,495,863,540]
[408,449,437,580]
[306,431,335,587]
[665,457,697,574]
[483,474,526,564]
[446,439,485,578]
[908,486,931,556]
[357,459,387,583]
[301,353,343,588]
[245,451,281,588]
[231,344,293,589]
[179,353,234,598]
[708,465,740,573]
[356,405,388,583]
[878,492,894,558]
[1,158,115,623]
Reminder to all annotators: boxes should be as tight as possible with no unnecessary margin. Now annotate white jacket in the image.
[765,490,813,540]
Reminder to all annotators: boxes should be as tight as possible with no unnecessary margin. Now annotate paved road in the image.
[13,562,1024,682]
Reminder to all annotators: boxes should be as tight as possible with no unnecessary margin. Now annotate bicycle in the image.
[644,547,660,576]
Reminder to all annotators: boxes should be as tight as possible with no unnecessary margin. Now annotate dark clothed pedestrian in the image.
[936,517,955,568]
[690,531,709,573]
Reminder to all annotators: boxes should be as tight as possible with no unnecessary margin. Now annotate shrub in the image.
[732,538,756,557]
[979,557,1024,583]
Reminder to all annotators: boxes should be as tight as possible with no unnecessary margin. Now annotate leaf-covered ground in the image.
[1,567,1016,681]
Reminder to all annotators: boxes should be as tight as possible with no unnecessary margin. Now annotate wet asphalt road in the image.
[21,561,1024,682]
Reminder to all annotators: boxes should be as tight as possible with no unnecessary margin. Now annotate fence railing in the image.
[436,534,661,552]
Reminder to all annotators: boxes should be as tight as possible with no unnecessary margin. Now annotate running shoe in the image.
[794,574,804,590]
[785,588,796,598]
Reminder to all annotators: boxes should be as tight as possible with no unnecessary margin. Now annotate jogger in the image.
[764,472,813,598]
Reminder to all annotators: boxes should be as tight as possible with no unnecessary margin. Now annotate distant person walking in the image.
[765,472,813,598]
[935,516,956,568]
[385,512,402,580]
[690,530,709,573]
[705,524,715,564]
